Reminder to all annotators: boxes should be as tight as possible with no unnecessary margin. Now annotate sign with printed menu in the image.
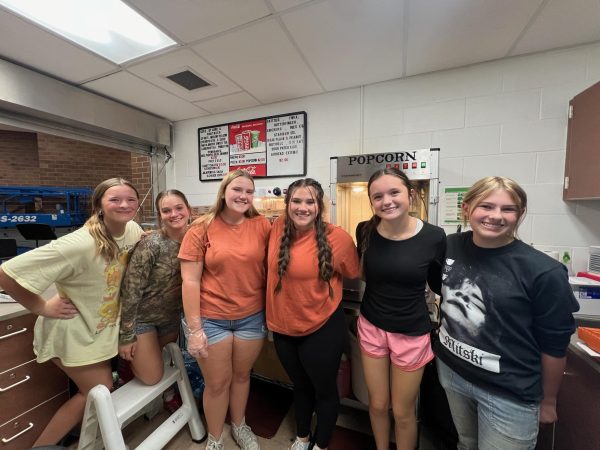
[198,112,307,181]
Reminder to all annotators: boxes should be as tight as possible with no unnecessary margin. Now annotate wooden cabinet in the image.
[564,80,600,200]
[536,341,600,449]
[0,312,69,449]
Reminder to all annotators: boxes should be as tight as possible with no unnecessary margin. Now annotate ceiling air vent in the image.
[166,70,210,91]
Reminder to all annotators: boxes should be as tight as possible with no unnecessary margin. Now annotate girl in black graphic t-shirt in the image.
[435,176,579,450]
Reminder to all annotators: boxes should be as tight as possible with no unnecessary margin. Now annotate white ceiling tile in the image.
[193,92,261,114]
[128,0,271,43]
[0,9,117,83]
[406,0,543,76]
[84,72,208,121]
[127,48,242,101]
[281,0,404,90]
[3,0,600,122]
[270,0,313,12]
[511,0,600,56]
[192,20,323,103]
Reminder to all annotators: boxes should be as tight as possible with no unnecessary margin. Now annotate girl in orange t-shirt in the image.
[266,178,360,450]
[179,170,270,450]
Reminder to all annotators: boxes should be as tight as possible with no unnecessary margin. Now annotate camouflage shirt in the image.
[119,232,183,344]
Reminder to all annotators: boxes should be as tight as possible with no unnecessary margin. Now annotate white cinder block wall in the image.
[170,42,600,274]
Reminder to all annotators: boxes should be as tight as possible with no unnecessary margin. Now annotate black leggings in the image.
[273,306,346,449]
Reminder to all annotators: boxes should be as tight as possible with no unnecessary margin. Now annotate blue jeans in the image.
[436,358,540,450]
[201,310,267,345]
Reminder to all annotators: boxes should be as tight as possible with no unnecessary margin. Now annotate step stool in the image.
[77,343,206,450]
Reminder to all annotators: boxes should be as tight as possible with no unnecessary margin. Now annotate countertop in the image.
[0,300,27,320]
[0,286,57,320]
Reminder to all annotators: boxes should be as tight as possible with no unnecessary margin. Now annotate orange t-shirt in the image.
[179,215,270,319]
[266,218,360,336]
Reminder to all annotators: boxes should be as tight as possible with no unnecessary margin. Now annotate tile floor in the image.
[119,400,441,450]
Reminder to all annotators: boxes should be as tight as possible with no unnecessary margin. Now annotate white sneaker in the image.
[289,436,310,450]
[206,433,224,450]
[231,420,260,450]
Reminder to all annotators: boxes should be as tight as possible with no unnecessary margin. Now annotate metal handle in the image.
[0,327,27,340]
[1,422,34,443]
[0,375,31,392]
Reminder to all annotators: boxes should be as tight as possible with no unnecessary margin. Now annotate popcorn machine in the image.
[329,148,440,242]
[253,186,286,223]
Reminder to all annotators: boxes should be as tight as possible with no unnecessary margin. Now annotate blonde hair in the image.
[192,169,260,229]
[155,189,192,236]
[462,176,527,238]
[84,178,139,261]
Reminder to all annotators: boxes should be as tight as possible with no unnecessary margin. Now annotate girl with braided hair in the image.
[356,167,446,450]
[266,178,360,450]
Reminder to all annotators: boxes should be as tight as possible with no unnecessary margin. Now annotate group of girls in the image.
[0,166,579,450]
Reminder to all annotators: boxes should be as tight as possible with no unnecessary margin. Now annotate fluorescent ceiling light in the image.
[0,0,176,64]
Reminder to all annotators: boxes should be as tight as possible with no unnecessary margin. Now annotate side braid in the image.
[276,177,334,296]
[315,216,334,297]
[275,216,294,293]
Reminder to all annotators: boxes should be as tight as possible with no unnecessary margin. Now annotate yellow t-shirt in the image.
[1,221,142,366]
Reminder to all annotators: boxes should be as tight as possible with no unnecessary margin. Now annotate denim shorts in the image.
[201,310,267,345]
[136,320,180,338]
[436,358,540,449]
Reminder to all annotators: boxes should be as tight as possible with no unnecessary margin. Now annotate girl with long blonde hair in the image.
[179,170,270,450]
[0,178,143,446]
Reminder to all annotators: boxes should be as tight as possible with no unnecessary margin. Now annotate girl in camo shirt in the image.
[118,189,192,401]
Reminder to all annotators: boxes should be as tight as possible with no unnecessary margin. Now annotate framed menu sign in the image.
[198,111,307,181]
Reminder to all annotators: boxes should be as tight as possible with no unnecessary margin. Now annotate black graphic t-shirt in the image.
[434,231,579,402]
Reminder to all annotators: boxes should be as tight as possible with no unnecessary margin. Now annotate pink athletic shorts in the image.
[357,315,434,371]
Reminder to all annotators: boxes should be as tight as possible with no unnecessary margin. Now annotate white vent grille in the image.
[589,246,600,274]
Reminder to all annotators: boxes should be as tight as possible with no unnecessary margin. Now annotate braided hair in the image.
[275,178,334,298]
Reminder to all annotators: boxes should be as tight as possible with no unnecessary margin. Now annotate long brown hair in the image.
[84,178,139,261]
[155,189,192,236]
[275,178,334,297]
[360,167,415,255]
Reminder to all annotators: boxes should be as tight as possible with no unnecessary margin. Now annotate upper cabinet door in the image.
[564,81,600,200]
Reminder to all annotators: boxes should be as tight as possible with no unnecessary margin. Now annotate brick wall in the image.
[0,131,151,219]
[131,153,152,220]
[37,133,133,187]
[0,131,40,185]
